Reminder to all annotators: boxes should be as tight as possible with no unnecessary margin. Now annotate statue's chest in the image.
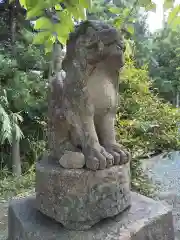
[87,71,117,112]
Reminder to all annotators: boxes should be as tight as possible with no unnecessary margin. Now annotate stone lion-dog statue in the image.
[48,20,130,171]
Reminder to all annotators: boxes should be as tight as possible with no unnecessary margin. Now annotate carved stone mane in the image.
[62,20,125,73]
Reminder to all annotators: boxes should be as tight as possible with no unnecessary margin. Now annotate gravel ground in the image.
[141,151,180,239]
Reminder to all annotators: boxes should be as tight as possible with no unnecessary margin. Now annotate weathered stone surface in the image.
[48,20,131,171]
[59,151,85,169]
[35,156,131,230]
[8,192,175,240]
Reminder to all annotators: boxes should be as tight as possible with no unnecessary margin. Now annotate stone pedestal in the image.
[35,156,131,230]
[8,192,175,240]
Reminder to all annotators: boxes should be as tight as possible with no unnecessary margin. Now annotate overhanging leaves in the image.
[167,5,180,26]
[34,17,53,30]
[164,0,174,9]
[26,5,43,20]
[32,31,50,45]
[17,0,90,47]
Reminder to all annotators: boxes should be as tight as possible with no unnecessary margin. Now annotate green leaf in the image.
[54,24,67,35]
[67,6,78,19]
[75,5,86,20]
[122,8,130,18]
[56,11,74,31]
[57,35,67,45]
[26,5,43,19]
[44,40,53,54]
[138,0,152,8]
[164,0,174,9]
[78,6,87,20]
[0,105,12,144]
[171,16,180,30]
[125,40,133,58]
[127,25,134,35]
[11,112,23,123]
[34,17,53,30]
[145,3,156,11]
[55,4,62,10]
[109,7,121,14]
[19,0,27,8]
[50,35,56,43]
[113,17,123,28]
[79,0,92,8]
[32,31,50,45]
[24,0,38,10]
[44,35,56,54]
[66,4,86,20]
[167,5,180,25]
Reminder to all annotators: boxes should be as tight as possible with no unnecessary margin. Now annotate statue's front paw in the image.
[104,143,131,165]
[85,146,114,171]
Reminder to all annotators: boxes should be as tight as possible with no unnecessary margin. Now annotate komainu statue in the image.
[48,20,130,170]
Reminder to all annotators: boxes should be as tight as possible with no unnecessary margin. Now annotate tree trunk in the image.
[12,131,21,176]
[10,1,22,176]
[176,91,179,108]
[162,4,166,28]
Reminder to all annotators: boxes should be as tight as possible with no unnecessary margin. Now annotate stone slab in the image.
[8,192,175,240]
[35,156,131,230]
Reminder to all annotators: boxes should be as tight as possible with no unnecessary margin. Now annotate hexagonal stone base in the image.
[35,156,131,230]
[8,192,175,240]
